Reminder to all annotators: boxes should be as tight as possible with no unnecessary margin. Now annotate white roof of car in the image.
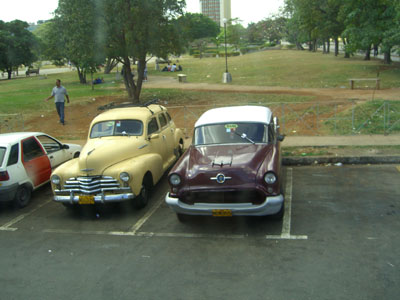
[195,106,273,128]
[0,132,42,146]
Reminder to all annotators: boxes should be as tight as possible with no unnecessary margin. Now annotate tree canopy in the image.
[0,20,37,79]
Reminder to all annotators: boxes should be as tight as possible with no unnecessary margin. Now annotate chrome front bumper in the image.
[165,193,284,216]
[53,191,135,204]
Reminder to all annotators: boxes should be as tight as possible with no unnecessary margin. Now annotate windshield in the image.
[0,147,5,166]
[194,123,268,146]
[90,120,143,138]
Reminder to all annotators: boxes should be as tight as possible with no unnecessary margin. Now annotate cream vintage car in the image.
[50,102,184,209]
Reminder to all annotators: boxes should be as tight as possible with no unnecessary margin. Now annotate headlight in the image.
[51,175,60,185]
[119,172,130,182]
[169,174,181,186]
[264,172,277,184]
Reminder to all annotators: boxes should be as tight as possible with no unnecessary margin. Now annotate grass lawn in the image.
[149,50,400,88]
[0,72,124,115]
[1,50,399,137]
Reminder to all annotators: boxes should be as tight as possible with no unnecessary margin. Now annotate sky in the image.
[0,0,284,26]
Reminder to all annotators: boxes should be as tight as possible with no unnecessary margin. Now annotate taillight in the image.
[0,171,10,181]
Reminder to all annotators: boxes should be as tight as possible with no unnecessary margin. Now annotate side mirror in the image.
[149,133,160,140]
[277,135,285,142]
[62,144,70,149]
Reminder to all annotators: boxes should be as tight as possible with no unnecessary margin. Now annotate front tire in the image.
[14,185,32,208]
[134,183,149,209]
[270,202,284,220]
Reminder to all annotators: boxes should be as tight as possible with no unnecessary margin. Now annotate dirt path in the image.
[21,75,399,140]
[145,76,400,102]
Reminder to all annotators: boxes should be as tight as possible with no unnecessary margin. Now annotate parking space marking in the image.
[281,168,293,237]
[0,200,52,231]
[129,195,165,234]
[272,168,308,240]
[396,166,400,172]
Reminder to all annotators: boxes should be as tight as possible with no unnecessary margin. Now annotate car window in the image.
[0,147,5,166]
[90,120,143,138]
[22,138,45,161]
[165,112,172,123]
[194,123,268,145]
[7,144,19,166]
[159,113,168,128]
[268,124,275,142]
[148,118,159,135]
[36,135,61,153]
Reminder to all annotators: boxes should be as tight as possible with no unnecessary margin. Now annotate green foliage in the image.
[0,20,37,79]
[176,13,220,44]
[54,0,105,83]
[101,0,186,101]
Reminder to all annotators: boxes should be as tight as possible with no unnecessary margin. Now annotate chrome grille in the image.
[62,176,121,194]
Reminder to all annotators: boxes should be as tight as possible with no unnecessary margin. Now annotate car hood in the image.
[187,144,273,187]
[77,137,145,175]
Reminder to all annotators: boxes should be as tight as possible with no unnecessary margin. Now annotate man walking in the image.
[44,79,70,125]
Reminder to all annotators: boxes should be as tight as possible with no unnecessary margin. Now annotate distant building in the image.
[199,0,231,27]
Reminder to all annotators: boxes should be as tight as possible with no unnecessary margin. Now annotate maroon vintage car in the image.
[165,105,285,221]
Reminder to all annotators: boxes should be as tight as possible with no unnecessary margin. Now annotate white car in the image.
[0,132,81,208]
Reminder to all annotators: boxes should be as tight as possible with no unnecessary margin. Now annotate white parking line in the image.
[281,168,293,236]
[276,168,308,240]
[0,200,52,231]
[129,195,165,234]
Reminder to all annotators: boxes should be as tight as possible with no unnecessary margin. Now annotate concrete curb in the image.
[283,156,400,166]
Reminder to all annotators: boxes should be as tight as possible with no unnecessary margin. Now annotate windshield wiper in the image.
[234,131,255,144]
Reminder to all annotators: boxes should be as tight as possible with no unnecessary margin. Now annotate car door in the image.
[21,137,51,187]
[158,113,175,164]
[35,134,68,169]
[147,117,168,169]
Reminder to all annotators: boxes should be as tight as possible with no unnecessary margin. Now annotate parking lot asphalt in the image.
[0,164,399,300]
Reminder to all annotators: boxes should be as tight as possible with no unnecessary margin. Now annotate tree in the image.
[225,19,246,51]
[340,0,397,63]
[257,16,288,45]
[52,0,105,83]
[176,12,220,58]
[101,0,186,102]
[0,20,37,79]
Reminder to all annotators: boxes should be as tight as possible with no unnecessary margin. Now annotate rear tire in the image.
[14,185,32,208]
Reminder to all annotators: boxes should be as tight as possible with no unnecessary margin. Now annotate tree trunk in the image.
[334,38,339,56]
[343,38,350,58]
[364,45,371,60]
[7,68,12,79]
[327,39,330,53]
[121,56,139,103]
[323,42,326,54]
[76,67,87,84]
[296,42,304,50]
[383,49,392,64]
[373,44,378,57]
[104,58,118,74]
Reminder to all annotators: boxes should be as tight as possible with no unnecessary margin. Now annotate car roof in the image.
[0,132,43,146]
[195,106,273,128]
[91,104,167,124]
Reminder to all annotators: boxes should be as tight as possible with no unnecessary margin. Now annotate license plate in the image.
[212,209,232,217]
[78,195,95,205]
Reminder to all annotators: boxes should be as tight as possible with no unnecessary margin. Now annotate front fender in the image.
[174,128,185,147]
[103,153,164,195]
